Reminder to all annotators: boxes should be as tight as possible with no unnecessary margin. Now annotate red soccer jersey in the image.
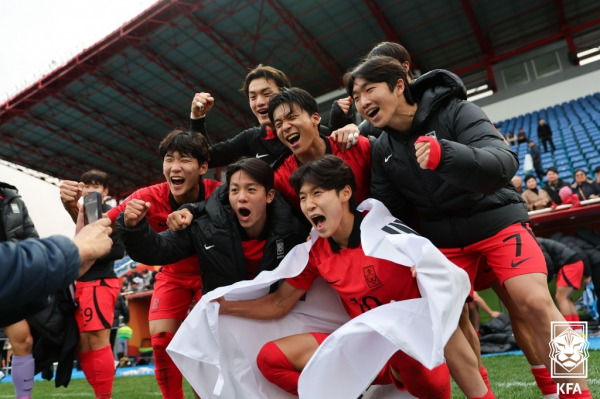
[274,135,371,210]
[107,179,221,275]
[286,215,420,319]
[241,239,266,280]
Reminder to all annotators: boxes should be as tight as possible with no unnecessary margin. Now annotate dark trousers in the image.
[541,137,556,153]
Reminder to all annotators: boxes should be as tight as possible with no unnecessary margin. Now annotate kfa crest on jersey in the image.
[276,239,285,259]
[380,218,419,236]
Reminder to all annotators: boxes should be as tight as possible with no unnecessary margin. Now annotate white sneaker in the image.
[0,370,5,381]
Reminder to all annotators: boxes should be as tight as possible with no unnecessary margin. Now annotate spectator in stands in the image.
[537,118,555,153]
[570,169,600,201]
[544,167,570,204]
[594,165,600,185]
[522,174,552,211]
[558,186,581,208]
[506,131,517,146]
[511,175,524,194]
[516,128,528,144]
[59,170,124,399]
[1,182,39,399]
[538,237,587,321]
[105,129,221,399]
[527,140,545,182]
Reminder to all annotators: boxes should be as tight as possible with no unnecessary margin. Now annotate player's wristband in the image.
[415,136,441,170]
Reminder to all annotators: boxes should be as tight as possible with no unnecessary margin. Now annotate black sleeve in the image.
[116,213,196,266]
[207,128,258,168]
[329,100,355,131]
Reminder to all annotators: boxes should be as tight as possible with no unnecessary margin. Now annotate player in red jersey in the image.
[107,129,220,399]
[267,87,371,211]
[215,156,493,398]
[60,170,124,399]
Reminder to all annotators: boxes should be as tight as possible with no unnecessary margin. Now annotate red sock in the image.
[479,366,492,392]
[566,314,580,322]
[559,388,592,399]
[472,389,495,399]
[531,365,556,395]
[256,341,299,395]
[388,351,450,399]
[152,332,183,399]
[78,345,114,399]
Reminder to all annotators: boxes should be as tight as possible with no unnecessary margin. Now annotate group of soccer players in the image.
[56,42,590,399]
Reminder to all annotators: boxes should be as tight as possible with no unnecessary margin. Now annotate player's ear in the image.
[199,161,209,175]
[340,185,352,203]
[266,188,275,204]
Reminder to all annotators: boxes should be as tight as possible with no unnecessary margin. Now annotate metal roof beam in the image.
[126,38,255,132]
[265,0,344,86]
[453,16,600,75]
[555,0,578,62]
[362,0,421,72]
[460,0,495,88]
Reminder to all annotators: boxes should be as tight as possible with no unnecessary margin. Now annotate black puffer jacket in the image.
[537,237,583,282]
[118,184,306,294]
[371,70,527,248]
[0,182,38,242]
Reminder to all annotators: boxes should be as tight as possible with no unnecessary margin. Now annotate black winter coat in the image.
[118,185,305,294]
[191,117,331,168]
[0,182,38,242]
[370,70,527,248]
[537,237,582,281]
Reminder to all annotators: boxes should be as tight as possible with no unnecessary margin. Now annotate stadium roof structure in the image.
[1,0,600,198]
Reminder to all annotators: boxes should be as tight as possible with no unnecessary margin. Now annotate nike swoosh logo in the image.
[158,222,168,227]
[511,257,532,268]
[483,266,492,274]
[204,244,215,250]
[256,153,269,159]
[326,279,340,285]
[384,154,392,162]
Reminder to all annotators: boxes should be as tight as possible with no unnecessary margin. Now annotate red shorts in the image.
[441,223,547,293]
[74,278,120,332]
[556,260,584,289]
[148,269,202,321]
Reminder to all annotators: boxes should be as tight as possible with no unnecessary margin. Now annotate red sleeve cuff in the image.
[415,136,441,170]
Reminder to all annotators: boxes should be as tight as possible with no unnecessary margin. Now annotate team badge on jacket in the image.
[276,239,284,259]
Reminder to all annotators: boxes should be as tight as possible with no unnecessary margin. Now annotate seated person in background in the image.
[511,175,524,194]
[537,237,588,322]
[506,131,517,146]
[558,186,581,208]
[595,165,600,185]
[516,128,528,144]
[521,174,552,211]
[571,169,600,201]
[117,157,305,295]
[544,167,570,204]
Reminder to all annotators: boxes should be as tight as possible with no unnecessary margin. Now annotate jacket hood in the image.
[410,69,467,131]
[0,182,19,196]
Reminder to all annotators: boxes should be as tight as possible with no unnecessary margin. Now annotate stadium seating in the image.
[496,92,600,182]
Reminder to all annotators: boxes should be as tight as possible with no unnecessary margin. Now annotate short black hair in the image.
[158,129,210,165]
[524,174,536,183]
[289,155,357,212]
[268,87,318,125]
[343,55,414,104]
[368,42,412,78]
[240,64,291,98]
[80,169,109,188]
[595,165,600,174]
[546,167,558,174]
[226,157,274,192]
